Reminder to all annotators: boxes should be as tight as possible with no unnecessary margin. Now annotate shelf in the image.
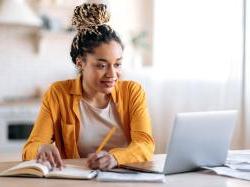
[39,29,76,38]
[36,29,75,52]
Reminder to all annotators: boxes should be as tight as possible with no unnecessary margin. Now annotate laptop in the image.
[120,110,237,174]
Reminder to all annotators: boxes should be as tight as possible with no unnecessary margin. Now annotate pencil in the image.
[96,126,116,153]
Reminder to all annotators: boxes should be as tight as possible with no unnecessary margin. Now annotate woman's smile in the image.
[100,80,116,88]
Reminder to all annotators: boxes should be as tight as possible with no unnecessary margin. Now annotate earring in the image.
[77,66,83,72]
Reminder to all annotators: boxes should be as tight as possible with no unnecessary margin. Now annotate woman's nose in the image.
[106,66,116,77]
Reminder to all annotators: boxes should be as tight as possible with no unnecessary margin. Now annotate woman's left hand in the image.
[87,151,118,169]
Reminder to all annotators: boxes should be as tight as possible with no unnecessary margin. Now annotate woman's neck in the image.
[81,80,110,109]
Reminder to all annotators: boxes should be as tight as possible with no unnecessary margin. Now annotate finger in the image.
[40,152,47,162]
[89,155,110,169]
[103,154,118,169]
[36,152,41,162]
[98,156,111,169]
[87,153,99,164]
[96,151,108,158]
[87,151,107,167]
[52,148,63,169]
[46,152,56,168]
[43,160,52,170]
[99,155,111,166]
[89,160,108,170]
[86,153,96,166]
[91,151,108,161]
[107,157,117,169]
[107,163,114,169]
[36,155,42,164]
[39,152,51,169]
[36,156,45,165]
[87,153,95,160]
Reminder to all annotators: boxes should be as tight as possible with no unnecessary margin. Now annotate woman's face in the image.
[79,40,123,94]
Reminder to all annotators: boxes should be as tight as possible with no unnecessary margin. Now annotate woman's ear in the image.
[76,57,85,71]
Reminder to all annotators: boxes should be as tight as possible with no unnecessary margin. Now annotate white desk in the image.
[0,159,249,187]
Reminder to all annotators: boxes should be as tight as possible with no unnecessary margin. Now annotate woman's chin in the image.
[101,87,114,94]
[99,82,116,93]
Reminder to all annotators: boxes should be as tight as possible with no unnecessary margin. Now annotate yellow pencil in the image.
[96,126,116,153]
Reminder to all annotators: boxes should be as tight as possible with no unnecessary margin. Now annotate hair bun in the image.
[72,3,111,33]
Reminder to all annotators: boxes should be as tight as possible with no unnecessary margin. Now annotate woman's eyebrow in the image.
[117,57,123,61]
[96,57,123,62]
[97,58,108,62]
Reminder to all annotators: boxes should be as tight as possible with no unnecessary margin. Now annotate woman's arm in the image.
[22,88,55,160]
[109,83,155,164]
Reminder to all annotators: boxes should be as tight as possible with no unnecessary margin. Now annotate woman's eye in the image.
[96,64,107,69]
[114,63,122,68]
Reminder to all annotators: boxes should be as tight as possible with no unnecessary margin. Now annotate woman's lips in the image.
[101,80,116,88]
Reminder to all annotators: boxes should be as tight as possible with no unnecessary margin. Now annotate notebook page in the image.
[0,160,49,177]
[46,164,98,179]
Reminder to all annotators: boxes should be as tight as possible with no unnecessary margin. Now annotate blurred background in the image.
[0,0,249,161]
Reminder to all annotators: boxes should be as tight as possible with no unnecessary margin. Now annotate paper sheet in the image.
[227,150,250,164]
[205,150,250,181]
[205,166,250,181]
[96,171,166,183]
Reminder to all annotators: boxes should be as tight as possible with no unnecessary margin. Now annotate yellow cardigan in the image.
[22,76,155,164]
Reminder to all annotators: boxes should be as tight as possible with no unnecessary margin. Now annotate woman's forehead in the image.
[90,41,123,58]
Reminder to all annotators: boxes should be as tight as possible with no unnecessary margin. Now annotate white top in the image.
[77,99,128,157]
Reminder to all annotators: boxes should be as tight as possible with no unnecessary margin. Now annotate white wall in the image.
[244,0,250,147]
[0,26,76,100]
[0,0,153,101]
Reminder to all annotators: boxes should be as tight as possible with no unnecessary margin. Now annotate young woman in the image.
[22,2,154,170]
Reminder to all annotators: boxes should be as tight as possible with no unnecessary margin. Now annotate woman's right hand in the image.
[36,144,63,169]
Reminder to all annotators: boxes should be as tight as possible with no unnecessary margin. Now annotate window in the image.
[153,0,243,81]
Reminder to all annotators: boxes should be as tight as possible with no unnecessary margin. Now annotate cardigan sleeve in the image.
[22,87,55,160]
[109,82,155,164]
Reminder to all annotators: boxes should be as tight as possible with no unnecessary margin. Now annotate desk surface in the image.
[0,159,249,187]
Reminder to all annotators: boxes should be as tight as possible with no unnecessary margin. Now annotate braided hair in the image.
[70,3,124,65]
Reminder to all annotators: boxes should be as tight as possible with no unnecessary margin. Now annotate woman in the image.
[22,2,154,170]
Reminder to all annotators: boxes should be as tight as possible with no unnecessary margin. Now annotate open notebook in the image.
[0,160,166,182]
[0,160,97,179]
